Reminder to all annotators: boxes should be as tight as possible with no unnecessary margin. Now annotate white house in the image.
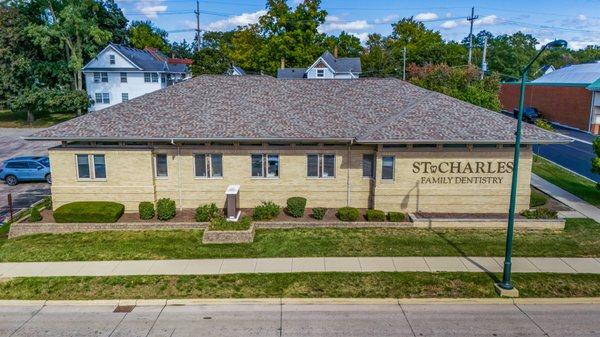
[83,44,192,111]
[226,65,246,76]
[277,51,361,79]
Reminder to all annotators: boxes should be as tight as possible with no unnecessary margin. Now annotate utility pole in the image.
[195,0,201,52]
[467,6,478,65]
[402,46,407,80]
[481,36,488,79]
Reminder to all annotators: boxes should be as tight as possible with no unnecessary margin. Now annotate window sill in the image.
[76,178,107,182]
[306,177,336,180]
[194,177,224,180]
[250,177,280,180]
[155,176,169,180]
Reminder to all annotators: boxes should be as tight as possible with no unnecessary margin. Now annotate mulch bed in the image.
[239,208,372,222]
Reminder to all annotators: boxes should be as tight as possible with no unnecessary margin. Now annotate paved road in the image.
[532,124,600,182]
[0,128,57,221]
[1,302,599,336]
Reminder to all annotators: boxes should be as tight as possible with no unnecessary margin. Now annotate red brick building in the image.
[499,63,600,134]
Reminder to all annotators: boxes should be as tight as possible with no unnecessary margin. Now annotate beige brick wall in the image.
[49,144,532,214]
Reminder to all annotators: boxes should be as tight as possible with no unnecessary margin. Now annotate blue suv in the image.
[0,156,51,186]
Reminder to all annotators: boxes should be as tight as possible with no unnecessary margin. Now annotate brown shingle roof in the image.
[28,75,567,144]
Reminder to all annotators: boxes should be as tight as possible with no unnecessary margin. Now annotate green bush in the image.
[365,209,386,222]
[286,197,307,218]
[387,212,406,222]
[53,202,124,223]
[208,216,252,231]
[138,202,155,220]
[252,201,280,220]
[195,203,219,222]
[312,207,327,220]
[520,208,558,219]
[535,119,554,131]
[530,191,547,208]
[337,207,360,221]
[156,198,176,221]
[29,207,42,222]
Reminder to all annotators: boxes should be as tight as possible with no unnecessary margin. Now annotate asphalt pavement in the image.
[1,302,599,336]
[0,128,57,221]
[532,124,600,182]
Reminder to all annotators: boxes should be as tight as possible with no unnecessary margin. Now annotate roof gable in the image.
[83,44,141,71]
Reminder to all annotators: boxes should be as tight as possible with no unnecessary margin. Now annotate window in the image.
[194,154,223,178]
[362,154,375,178]
[102,93,109,104]
[27,162,43,169]
[251,154,279,178]
[144,73,151,83]
[5,162,27,169]
[381,156,394,180]
[94,93,102,104]
[155,154,168,177]
[109,54,115,65]
[93,72,101,83]
[122,93,129,102]
[101,72,108,82]
[151,73,159,83]
[120,72,127,83]
[76,154,106,180]
[316,69,325,77]
[307,154,335,178]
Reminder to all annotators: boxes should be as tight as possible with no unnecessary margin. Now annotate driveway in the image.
[532,124,600,182]
[0,128,59,221]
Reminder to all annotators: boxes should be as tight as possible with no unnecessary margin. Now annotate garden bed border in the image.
[202,224,256,244]
[408,213,565,229]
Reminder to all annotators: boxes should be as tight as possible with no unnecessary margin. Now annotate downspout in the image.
[171,139,183,210]
[588,91,596,133]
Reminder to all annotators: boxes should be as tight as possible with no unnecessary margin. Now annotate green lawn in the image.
[1,218,598,262]
[532,155,600,207]
[0,109,74,128]
[1,273,598,299]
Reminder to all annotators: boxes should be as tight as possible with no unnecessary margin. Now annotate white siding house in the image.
[277,51,361,79]
[83,44,191,111]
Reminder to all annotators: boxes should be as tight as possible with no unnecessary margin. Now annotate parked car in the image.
[0,156,51,186]
[513,107,541,123]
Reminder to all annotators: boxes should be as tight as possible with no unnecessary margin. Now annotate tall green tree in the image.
[387,18,453,67]
[128,20,170,53]
[360,33,392,77]
[323,31,362,57]
[170,39,194,58]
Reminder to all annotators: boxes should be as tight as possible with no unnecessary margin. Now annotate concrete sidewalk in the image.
[531,174,600,222]
[1,256,599,278]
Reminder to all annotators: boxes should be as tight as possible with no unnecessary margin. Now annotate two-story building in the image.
[277,51,361,79]
[83,44,192,111]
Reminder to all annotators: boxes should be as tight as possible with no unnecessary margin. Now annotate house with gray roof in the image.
[28,76,567,217]
[83,43,192,111]
[277,51,361,79]
[500,62,600,133]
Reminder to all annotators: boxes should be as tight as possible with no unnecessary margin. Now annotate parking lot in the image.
[0,128,58,221]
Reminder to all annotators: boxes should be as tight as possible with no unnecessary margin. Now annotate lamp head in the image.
[546,40,567,48]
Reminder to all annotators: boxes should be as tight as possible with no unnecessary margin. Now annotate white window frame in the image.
[93,72,101,83]
[316,69,325,77]
[251,154,279,179]
[154,154,168,178]
[94,93,102,104]
[109,54,115,65]
[75,154,107,181]
[151,73,159,83]
[120,72,127,83]
[101,72,108,83]
[381,156,395,181]
[144,73,151,83]
[121,93,129,102]
[307,154,335,179]
[101,93,110,104]
[194,153,223,179]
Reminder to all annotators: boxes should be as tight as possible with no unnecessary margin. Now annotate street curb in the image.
[1,298,600,306]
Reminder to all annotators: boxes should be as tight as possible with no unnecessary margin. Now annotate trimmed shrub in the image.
[209,216,252,231]
[530,191,547,208]
[337,207,359,221]
[195,203,219,222]
[156,198,176,221]
[29,207,42,222]
[535,119,554,131]
[252,201,280,220]
[365,209,385,222]
[387,212,405,222]
[53,202,124,223]
[520,208,558,219]
[312,207,327,220]
[286,197,307,218]
[138,202,155,220]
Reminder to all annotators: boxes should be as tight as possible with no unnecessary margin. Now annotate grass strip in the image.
[0,273,598,300]
[532,156,600,207]
[1,218,598,262]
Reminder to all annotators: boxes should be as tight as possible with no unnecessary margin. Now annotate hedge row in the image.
[53,202,124,223]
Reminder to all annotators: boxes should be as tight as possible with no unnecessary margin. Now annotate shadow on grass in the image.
[431,229,501,283]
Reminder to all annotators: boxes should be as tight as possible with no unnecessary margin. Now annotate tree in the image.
[128,20,170,52]
[387,18,450,67]
[191,49,230,75]
[9,87,90,123]
[360,33,392,77]
[170,39,194,58]
[408,63,501,111]
[484,32,538,80]
[572,45,600,64]
[592,138,600,189]
[323,31,362,57]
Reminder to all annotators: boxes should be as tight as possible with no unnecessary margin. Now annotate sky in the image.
[116,0,600,50]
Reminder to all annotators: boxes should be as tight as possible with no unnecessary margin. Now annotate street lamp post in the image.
[497,39,567,295]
